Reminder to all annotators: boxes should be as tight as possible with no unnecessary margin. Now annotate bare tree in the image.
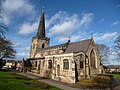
[0,4,16,69]
[96,44,110,64]
[0,37,16,69]
[0,38,16,59]
[0,22,7,38]
[113,35,120,60]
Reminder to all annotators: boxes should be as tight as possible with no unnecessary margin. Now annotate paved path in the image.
[17,72,82,90]
[112,78,120,90]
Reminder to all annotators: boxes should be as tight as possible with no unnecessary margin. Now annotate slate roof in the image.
[6,60,16,63]
[65,39,90,53]
[38,39,91,53]
[38,43,67,50]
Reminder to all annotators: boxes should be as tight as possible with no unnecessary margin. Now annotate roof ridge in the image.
[70,39,90,44]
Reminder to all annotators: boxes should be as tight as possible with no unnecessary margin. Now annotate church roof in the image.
[38,39,91,53]
[38,43,67,50]
[65,39,90,53]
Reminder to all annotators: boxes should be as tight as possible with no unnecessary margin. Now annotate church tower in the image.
[30,7,50,58]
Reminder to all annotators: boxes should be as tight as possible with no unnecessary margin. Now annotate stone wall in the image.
[30,43,102,84]
[46,53,75,84]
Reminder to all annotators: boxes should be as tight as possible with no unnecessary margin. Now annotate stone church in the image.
[28,8,104,84]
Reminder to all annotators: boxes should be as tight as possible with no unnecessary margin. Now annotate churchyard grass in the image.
[0,71,61,90]
[106,72,120,79]
[110,73,120,79]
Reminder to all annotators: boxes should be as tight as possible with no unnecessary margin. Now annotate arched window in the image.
[57,64,60,76]
[42,43,45,48]
[35,61,37,67]
[90,49,96,68]
[43,60,45,67]
[63,59,69,69]
[80,61,84,68]
[48,60,52,69]
[80,54,84,68]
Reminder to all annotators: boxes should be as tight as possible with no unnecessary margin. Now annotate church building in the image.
[28,7,104,84]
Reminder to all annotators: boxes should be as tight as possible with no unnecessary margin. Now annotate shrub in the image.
[73,76,112,89]
[93,76,111,88]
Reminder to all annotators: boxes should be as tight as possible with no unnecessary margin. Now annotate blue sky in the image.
[0,0,120,64]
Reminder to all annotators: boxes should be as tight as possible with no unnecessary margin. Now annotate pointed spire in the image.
[37,6,45,39]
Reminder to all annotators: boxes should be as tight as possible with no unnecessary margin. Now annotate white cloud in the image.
[46,11,94,43]
[111,21,120,26]
[1,0,36,24]
[94,32,118,42]
[58,35,81,43]
[71,35,81,42]
[16,47,30,59]
[2,0,35,15]
[13,42,22,47]
[48,18,78,36]
[80,13,93,27]
[17,52,29,57]
[0,14,10,25]
[46,11,68,29]
[57,37,68,43]
[19,22,38,35]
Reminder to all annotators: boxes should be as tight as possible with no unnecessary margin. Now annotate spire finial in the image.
[42,6,44,13]
[90,33,94,41]
[68,36,70,43]
[90,33,93,39]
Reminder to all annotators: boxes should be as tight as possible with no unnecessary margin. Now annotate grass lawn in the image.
[0,71,61,90]
[106,72,120,79]
[111,73,120,79]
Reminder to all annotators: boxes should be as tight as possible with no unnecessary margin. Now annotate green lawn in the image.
[106,72,120,79]
[111,73,120,79]
[0,71,61,90]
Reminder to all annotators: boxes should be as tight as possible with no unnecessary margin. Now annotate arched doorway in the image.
[75,62,78,81]
[42,43,45,48]
[57,65,60,76]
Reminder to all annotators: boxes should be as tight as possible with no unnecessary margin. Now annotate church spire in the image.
[37,6,45,38]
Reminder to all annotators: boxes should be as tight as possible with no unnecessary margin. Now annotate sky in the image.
[0,0,120,64]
